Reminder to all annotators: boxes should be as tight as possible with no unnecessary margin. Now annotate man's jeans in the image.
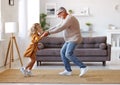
[60,42,86,72]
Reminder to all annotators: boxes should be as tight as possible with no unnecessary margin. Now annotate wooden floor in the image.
[0,51,120,85]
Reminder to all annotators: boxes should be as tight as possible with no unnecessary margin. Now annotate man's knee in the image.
[60,49,65,55]
[65,52,72,59]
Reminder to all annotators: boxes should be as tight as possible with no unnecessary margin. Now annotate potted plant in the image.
[86,22,92,26]
[40,13,50,31]
[68,9,73,14]
[85,22,92,31]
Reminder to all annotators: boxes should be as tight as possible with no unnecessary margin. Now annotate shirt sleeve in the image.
[31,34,43,43]
[49,15,71,34]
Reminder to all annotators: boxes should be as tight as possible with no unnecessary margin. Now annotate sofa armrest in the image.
[106,44,111,61]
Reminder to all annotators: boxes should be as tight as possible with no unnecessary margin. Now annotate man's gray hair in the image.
[56,7,67,15]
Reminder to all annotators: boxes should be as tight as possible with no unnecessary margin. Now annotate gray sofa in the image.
[36,36,111,66]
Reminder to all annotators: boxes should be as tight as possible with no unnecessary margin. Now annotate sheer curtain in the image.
[18,0,27,38]
[18,0,40,38]
[0,0,2,40]
[27,0,40,30]
[0,20,2,40]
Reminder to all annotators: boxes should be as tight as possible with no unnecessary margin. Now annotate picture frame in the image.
[45,3,56,17]
[73,7,90,17]
[9,0,14,6]
[79,7,89,16]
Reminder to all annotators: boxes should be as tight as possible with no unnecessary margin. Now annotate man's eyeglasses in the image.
[57,11,63,15]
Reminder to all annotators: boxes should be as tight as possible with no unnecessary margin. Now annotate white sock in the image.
[27,69,31,72]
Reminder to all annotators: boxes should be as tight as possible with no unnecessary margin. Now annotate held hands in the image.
[41,31,50,38]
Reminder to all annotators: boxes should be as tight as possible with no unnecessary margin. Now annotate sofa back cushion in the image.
[39,37,64,48]
[77,36,107,49]
[38,36,107,49]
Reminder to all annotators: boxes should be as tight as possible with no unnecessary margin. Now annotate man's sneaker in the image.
[26,70,32,77]
[20,67,27,77]
[79,67,88,77]
[59,70,72,76]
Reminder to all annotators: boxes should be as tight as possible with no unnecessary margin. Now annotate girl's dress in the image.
[24,33,42,58]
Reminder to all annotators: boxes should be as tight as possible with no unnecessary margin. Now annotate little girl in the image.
[20,23,47,77]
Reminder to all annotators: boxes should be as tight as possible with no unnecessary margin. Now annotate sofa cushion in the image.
[77,36,107,48]
[81,36,106,44]
[36,48,60,55]
[44,43,63,48]
[75,48,107,56]
[40,37,64,48]
[36,48,107,56]
[77,43,99,48]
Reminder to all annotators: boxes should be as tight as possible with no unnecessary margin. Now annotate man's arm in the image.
[48,16,71,34]
[48,20,62,31]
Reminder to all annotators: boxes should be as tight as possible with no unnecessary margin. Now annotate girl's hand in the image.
[41,31,50,37]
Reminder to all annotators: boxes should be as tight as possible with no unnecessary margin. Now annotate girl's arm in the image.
[32,32,48,43]
[32,34,43,43]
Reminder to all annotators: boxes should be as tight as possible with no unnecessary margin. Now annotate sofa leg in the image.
[103,61,106,66]
[37,61,41,66]
[37,61,39,66]
[40,61,41,65]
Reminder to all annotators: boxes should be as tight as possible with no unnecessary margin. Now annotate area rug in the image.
[0,69,120,84]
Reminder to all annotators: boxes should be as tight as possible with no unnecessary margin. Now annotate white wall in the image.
[40,0,120,37]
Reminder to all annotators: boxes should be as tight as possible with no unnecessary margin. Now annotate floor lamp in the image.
[4,22,23,68]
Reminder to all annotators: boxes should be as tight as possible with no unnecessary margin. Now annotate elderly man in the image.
[44,7,88,77]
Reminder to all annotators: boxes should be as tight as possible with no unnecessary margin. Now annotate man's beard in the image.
[60,16,64,19]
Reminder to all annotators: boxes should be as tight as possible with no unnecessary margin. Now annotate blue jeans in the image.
[60,42,86,72]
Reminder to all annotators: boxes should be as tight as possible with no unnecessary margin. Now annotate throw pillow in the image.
[38,43,44,49]
[99,43,106,49]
